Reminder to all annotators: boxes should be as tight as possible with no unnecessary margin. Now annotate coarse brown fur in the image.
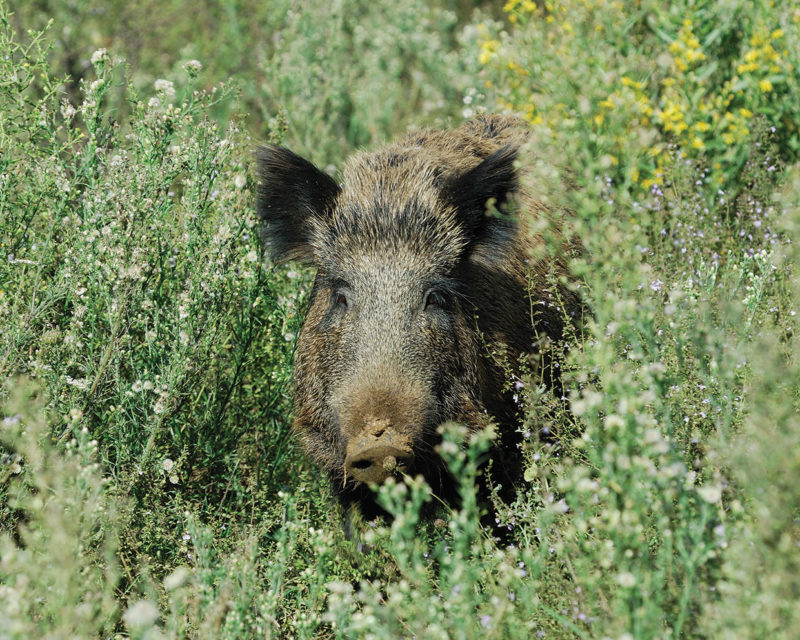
[256,115,581,530]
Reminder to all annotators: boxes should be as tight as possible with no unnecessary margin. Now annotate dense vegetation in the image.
[1,1,798,638]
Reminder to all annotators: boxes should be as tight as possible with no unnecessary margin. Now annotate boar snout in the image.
[344,418,414,485]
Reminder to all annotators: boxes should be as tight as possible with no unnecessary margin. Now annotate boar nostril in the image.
[344,445,413,485]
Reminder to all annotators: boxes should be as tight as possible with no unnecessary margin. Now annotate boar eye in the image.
[424,289,449,311]
[334,291,349,309]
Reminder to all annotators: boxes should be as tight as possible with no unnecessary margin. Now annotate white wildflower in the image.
[123,599,159,629]
[148,96,161,109]
[616,572,636,588]
[234,173,246,189]
[183,59,203,73]
[154,79,175,97]
[164,567,190,591]
[0,584,21,614]
[65,376,89,390]
[438,440,459,456]
[246,250,258,263]
[696,484,722,503]
[552,498,569,513]
[327,581,353,595]
[162,458,174,472]
[90,48,108,65]
[60,100,77,120]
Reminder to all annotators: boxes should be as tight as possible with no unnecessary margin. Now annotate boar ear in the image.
[445,145,519,238]
[256,145,341,263]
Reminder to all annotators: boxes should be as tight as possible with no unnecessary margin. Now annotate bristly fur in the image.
[256,114,581,529]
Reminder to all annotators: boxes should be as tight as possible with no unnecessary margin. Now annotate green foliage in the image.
[1,0,799,638]
[8,0,470,167]
[1,383,120,638]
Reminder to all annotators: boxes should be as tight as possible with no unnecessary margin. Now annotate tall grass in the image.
[1,1,798,638]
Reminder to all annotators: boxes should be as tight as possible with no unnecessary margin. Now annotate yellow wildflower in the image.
[685,49,706,63]
[759,78,773,92]
[478,39,500,65]
[686,36,701,49]
[621,76,645,90]
[642,175,663,189]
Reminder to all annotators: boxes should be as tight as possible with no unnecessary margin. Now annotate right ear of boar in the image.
[256,145,341,263]
[444,144,520,261]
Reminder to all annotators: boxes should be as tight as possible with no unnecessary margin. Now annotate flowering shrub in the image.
[478,0,799,191]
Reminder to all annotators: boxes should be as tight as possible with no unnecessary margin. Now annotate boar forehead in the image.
[311,153,471,274]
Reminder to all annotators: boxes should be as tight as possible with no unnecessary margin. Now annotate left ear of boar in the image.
[256,145,341,264]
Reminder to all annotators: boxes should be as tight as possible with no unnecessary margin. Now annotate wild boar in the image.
[257,114,580,528]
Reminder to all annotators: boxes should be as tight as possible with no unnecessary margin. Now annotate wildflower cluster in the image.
[476,0,800,192]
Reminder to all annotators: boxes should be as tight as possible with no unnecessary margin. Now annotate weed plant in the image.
[1,1,799,638]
